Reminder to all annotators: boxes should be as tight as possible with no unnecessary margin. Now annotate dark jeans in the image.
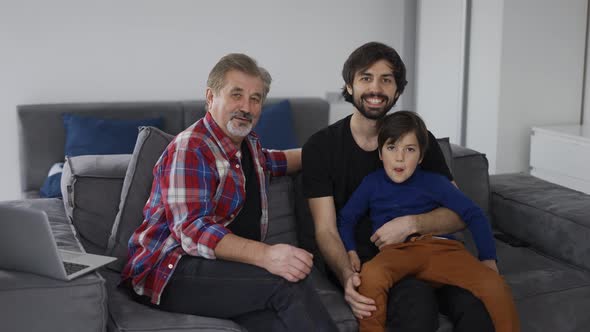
[436,284,495,332]
[155,256,338,332]
[386,277,494,332]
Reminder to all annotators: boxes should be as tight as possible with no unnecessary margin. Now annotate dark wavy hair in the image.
[341,42,408,103]
[377,111,429,159]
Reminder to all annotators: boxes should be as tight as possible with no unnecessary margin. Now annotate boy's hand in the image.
[348,250,361,272]
[482,259,499,273]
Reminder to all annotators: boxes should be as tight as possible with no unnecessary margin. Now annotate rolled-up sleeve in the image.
[262,149,288,177]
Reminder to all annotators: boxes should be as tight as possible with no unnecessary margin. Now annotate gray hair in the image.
[207,53,272,101]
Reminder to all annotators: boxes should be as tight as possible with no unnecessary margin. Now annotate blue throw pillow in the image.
[63,114,163,157]
[254,100,298,150]
[39,162,64,198]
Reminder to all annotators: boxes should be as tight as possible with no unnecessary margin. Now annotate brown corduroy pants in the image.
[358,236,520,332]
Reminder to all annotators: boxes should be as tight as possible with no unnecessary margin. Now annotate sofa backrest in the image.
[17,98,329,197]
[180,98,329,147]
[449,144,491,218]
[17,101,186,196]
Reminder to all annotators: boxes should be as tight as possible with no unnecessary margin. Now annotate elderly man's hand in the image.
[262,244,313,282]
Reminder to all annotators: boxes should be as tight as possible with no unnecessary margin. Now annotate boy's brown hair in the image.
[377,111,429,159]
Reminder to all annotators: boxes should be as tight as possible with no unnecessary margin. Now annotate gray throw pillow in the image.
[107,126,174,271]
[60,154,132,254]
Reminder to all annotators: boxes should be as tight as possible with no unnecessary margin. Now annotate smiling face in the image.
[206,70,264,145]
[346,59,400,120]
[379,130,422,183]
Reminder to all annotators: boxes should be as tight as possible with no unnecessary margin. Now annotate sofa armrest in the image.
[491,173,590,271]
[450,144,491,219]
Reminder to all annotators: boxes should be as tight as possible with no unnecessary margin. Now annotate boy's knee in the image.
[360,261,395,291]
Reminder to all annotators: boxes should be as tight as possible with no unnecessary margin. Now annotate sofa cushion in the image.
[254,99,298,150]
[107,127,174,271]
[0,199,108,332]
[63,113,163,157]
[102,269,246,332]
[495,239,590,331]
[491,173,590,271]
[60,154,131,254]
[263,176,298,246]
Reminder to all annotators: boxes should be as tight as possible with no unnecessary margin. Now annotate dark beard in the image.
[353,93,395,120]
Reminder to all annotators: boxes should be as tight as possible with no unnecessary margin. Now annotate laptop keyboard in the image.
[63,261,89,275]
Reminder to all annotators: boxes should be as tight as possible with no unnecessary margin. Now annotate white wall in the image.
[584,2,590,125]
[465,0,504,173]
[398,0,418,112]
[495,0,586,173]
[415,0,466,143]
[0,0,408,200]
[419,0,587,174]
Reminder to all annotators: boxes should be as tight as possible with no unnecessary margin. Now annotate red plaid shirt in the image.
[121,112,288,304]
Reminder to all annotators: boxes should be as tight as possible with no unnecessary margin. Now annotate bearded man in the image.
[302,42,495,332]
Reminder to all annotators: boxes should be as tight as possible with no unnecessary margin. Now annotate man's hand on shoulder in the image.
[262,243,313,282]
[370,215,416,249]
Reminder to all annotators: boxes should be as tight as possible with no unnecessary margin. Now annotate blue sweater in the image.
[337,168,497,261]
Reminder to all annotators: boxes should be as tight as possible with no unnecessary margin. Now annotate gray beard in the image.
[227,119,252,137]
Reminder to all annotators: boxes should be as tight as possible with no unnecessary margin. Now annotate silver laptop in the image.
[0,205,116,281]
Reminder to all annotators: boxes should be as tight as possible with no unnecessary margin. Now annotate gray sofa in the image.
[3,98,589,331]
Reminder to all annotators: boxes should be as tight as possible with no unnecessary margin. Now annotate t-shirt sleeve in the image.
[302,131,333,198]
[420,131,453,181]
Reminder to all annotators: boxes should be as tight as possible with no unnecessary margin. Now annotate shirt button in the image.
[235,164,240,169]
[168,264,173,269]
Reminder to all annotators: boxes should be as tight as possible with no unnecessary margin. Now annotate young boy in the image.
[337,111,519,332]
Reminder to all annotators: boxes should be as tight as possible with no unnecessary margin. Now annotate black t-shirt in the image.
[226,141,261,241]
[302,115,452,262]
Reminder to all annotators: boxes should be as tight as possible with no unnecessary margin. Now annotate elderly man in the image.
[122,53,337,332]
